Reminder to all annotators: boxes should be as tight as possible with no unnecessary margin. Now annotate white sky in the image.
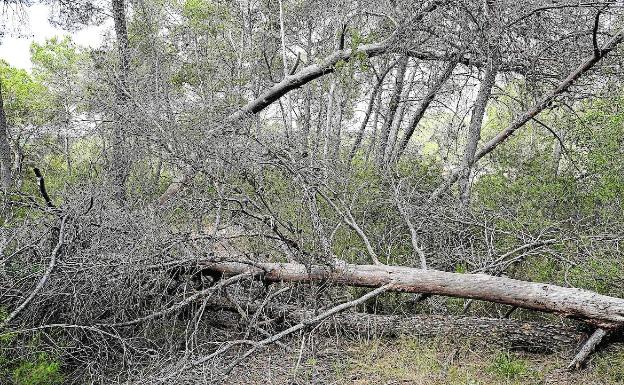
[0,3,111,70]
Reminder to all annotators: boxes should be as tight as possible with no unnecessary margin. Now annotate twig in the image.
[0,215,68,329]
[0,323,132,356]
[99,273,252,327]
[317,189,382,265]
[193,284,393,372]
[222,284,392,375]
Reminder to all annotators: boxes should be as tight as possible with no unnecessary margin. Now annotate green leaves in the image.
[0,61,52,127]
[182,0,231,33]
[30,36,84,81]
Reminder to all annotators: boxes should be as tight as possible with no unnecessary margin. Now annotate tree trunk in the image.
[0,80,12,190]
[331,99,344,161]
[365,90,383,164]
[377,56,408,168]
[321,80,336,161]
[200,260,624,328]
[300,23,313,157]
[394,59,457,162]
[552,129,565,176]
[207,299,587,353]
[349,62,393,161]
[110,0,131,200]
[384,61,416,165]
[458,54,500,206]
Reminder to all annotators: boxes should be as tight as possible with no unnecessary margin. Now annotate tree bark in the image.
[349,62,394,161]
[207,300,587,353]
[200,260,624,328]
[393,59,457,162]
[458,54,500,206]
[110,0,131,200]
[321,80,337,161]
[0,80,12,190]
[300,23,313,157]
[384,61,416,165]
[567,328,608,369]
[377,56,408,168]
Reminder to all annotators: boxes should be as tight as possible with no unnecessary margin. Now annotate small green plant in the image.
[487,351,527,380]
[12,354,64,385]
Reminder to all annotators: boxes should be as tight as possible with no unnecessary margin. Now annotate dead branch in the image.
[0,215,68,329]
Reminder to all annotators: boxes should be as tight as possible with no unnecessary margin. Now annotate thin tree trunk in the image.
[394,59,457,162]
[0,80,12,190]
[300,23,313,156]
[552,129,565,176]
[365,91,383,164]
[322,80,336,160]
[385,63,416,165]
[312,93,325,161]
[278,0,292,139]
[458,54,500,206]
[349,62,395,161]
[377,56,408,168]
[331,99,344,161]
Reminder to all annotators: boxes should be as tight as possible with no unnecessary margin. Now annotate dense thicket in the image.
[1,1,624,383]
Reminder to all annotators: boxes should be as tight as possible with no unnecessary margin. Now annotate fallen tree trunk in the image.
[201,260,624,328]
[207,303,587,353]
[309,313,585,353]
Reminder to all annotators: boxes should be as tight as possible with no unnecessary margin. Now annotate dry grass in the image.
[225,335,624,385]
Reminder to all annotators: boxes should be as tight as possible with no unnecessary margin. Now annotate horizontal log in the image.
[200,261,624,328]
[207,304,586,353]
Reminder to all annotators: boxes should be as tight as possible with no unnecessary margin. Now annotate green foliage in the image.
[0,334,64,385]
[0,60,53,126]
[182,0,231,33]
[11,354,64,385]
[519,256,557,284]
[568,257,624,296]
[30,36,84,81]
[487,351,528,380]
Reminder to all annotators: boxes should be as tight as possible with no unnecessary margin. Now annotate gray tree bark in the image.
[0,80,12,190]
[458,54,500,206]
[393,59,457,162]
[110,0,131,200]
[349,62,395,161]
[377,56,408,168]
[384,61,416,165]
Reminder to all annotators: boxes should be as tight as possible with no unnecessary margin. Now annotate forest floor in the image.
[227,335,624,385]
